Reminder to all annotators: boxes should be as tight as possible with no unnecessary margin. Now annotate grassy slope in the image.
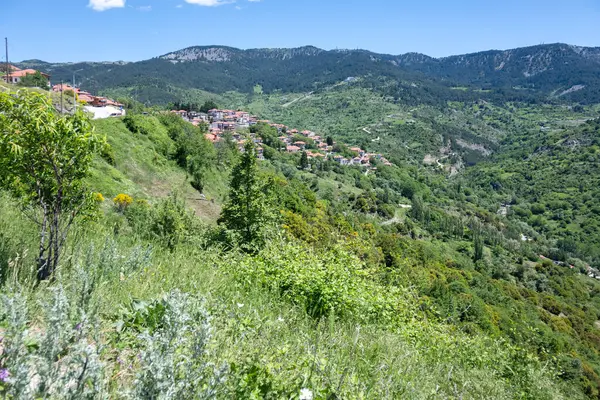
[0,88,594,398]
[89,116,224,222]
[0,200,574,399]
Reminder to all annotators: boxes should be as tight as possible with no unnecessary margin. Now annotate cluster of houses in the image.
[52,83,124,111]
[171,108,394,168]
[3,65,123,115]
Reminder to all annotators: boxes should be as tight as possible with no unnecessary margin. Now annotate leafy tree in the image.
[299,151,309,170]
[218,141,277,250]
[17,71,49,90]
[149,193,196,251]
[0,90,103,279]
[250,122,283,150]
[215,131,238,167]
[199,100,218,113]
[411,194,426,223]
[326,136,334,146]
[159,113,214,192]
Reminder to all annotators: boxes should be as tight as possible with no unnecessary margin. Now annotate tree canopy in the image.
[17,71,49,90]
[0,90,103,279]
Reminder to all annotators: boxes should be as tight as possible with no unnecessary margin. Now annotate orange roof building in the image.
[5,68,50,84]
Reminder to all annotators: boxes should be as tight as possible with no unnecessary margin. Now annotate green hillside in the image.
[3,82,600,399]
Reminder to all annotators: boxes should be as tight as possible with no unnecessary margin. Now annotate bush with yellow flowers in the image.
[113,193,133,212]
[93,192,105,203]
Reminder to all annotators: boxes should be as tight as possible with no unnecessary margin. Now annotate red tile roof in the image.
[11,69,49,78]
[78,94,94,103]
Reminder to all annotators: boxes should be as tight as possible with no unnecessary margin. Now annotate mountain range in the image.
[17,43,600,104]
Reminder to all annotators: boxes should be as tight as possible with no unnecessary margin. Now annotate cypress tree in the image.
[218,141,276,250]
[299,151,309,170]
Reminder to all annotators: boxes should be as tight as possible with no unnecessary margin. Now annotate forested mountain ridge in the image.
[18,43,600,104]
[401,44,600,100]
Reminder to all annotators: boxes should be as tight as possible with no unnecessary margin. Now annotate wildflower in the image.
[0,369,10,383]
[93,192,105,202]
[278,316,285,322]
[74,322,82,331]
[113,193,133,212]
[300,388,313,400]
[237,303,244,308]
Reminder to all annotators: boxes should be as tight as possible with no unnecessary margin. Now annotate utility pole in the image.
[60,80,63,113]
[73,74,76,113]
[5,37,9,84]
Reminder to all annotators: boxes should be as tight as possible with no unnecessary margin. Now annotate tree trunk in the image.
[37,206,49,280]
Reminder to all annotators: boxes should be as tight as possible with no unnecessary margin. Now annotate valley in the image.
[2,40,600,399]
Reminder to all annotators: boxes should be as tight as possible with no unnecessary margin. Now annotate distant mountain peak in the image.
[159,45,327,63]
[160,46,239,63]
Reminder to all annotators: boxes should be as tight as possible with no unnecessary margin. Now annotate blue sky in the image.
[2,0,600,62]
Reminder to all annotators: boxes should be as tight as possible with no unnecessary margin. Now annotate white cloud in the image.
[176,4,183,7]
[88,0,125,11]
[137,5,152,11]
[184,0,235,6]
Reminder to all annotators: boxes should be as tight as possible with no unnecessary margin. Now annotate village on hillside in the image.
[3,66,393,167]
[2,65,125,118]
[171,108,394,169]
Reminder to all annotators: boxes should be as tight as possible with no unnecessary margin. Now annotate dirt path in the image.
[381,217,400,226]
[381,205,412,226]
[282,92,313,108]
[361,127,381,142]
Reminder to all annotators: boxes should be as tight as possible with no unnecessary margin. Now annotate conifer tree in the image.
[218,141,276,250]
[299,151,309,170]
[474,232,484,262]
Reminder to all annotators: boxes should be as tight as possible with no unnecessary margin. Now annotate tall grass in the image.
[0,207,578,398]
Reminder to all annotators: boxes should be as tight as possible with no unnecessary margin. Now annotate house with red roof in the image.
[306,151,326,159]
[78,93,95,104]
[350,147,365,157]
[52,83,74,92]
[293,141,306,150]
[205,133,219,143]
[5,68,50,85]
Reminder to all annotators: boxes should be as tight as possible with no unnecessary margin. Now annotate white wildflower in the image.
[300,388,313,400]
[237,303,244,308]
